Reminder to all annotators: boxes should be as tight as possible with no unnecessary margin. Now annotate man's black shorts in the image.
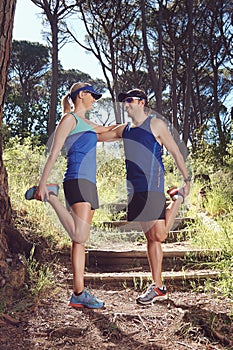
[63,178,99,210]
[127,191,166,222]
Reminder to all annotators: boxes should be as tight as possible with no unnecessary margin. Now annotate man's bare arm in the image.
[151,118,191,196]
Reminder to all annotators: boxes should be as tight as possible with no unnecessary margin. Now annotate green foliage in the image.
[163,153,192,190]
[4,136,45,185]
[215,259,233,298]
[163,154,182,188]
[96,143,127,205]
[192,170,232,217]
[190,124,233,172]
[4,40,107,145]
[205,181,232,217]
[187,213,233,298]
[190,142,217,174]
[10,40,49,75]
[58,68,105,93]
[187,173,233,297]
[23,246,55,299]
[189,214,232,253]
[4,40,51,142]
[224,137,233,170]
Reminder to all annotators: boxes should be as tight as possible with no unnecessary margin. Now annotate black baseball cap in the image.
[118,89,148,103]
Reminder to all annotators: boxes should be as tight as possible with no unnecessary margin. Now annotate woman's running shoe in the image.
[25,183,59,201]
[69,289,105,309]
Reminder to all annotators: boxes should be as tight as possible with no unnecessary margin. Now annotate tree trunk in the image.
[213,65,226,160]
[0,0,27,305]
[171,44,179,132]
[48,19,59,138]
[0,0,16,225]
[140,0,160,109]
[157,0,163,114]
[182,0,193,145]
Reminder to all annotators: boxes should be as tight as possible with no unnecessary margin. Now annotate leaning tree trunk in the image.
[0,0,27,305]
[0,0,16,225]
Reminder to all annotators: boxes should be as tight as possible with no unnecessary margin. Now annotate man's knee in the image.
[146,230,167,243]
[157,231,168,242]
[160,231,168,242]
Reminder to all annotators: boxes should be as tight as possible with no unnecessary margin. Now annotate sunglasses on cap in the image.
[123,97,143,103]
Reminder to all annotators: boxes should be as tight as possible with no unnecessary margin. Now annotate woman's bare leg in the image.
[69,202,94,294]
[48,195,75,238]
[48,195,94,294]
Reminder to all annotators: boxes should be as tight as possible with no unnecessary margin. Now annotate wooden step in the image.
[86,242,218,272]
[95,217,193,232]
[67,269,220,288]
[95,229,189,243]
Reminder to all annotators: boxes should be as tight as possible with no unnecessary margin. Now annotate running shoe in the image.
[25,183,59,201]
[167,186,184,203]
[69,289,105,309]
[136,284,167,305]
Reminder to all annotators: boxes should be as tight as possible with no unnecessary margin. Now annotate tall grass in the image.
[23,246,56,301]
[186,172,233,297]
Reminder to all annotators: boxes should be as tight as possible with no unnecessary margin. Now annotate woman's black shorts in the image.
[63,178,99,210]
[127,191,166,222]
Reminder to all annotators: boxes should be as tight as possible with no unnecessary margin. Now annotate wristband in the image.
[184,176,191,183]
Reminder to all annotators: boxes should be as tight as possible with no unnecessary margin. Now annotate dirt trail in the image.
[1,279,232,350]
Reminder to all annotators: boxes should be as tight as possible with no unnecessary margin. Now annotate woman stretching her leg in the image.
[26,82,114,308]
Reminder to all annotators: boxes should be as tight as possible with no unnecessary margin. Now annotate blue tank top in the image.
[122,116,164,194]
[63,113,97,183]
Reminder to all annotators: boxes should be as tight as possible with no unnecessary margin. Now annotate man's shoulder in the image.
[149,116,170,141]
[150,115,166,128]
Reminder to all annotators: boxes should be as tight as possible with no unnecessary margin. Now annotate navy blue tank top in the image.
[122,116,164,194]
[63,113,97,183]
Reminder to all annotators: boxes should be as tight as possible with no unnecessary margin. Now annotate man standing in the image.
[98,89,191,304]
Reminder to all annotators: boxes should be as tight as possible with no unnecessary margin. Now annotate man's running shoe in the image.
[136,284,167,305]
[25,183,59,201]
[69,289,105,309]
[167,186,184,203]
